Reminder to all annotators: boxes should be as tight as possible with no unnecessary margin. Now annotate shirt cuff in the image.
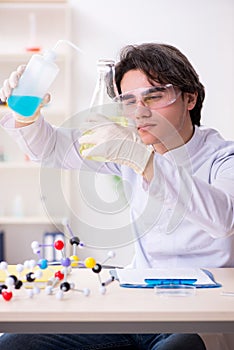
[0,111,43,131]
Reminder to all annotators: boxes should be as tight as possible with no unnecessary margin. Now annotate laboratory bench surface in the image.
[1,268,234,333]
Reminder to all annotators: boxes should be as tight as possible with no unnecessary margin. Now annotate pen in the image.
[221,291,234,296]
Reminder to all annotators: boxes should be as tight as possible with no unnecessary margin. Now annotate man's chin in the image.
[140,135,158,145]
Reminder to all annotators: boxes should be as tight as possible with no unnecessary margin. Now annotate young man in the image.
[1,43,234,350]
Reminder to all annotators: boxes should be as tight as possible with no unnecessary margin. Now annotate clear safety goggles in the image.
[114,84,181,114]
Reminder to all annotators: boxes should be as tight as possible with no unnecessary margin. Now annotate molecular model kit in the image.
[0,223,116,302]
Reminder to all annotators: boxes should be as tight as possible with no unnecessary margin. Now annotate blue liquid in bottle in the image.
[8,95,42,117]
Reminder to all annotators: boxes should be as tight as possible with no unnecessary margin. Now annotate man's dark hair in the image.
[114,43,205,126]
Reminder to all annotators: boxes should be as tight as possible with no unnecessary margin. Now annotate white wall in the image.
[67,0,234,265]
[70,0,234,138]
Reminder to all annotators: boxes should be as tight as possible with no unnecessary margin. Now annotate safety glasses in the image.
[114,84,181,114]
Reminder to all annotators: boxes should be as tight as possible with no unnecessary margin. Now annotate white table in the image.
[1,268,234,333]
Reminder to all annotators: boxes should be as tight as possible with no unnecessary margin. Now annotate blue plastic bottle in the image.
[8,50,59,117]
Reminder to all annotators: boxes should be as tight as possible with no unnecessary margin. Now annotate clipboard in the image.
[110,268,222,289]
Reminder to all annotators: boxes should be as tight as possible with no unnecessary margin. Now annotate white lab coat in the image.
[1,113,234,349]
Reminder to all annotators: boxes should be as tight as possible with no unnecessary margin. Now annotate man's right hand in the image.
[0,64,26,102]
[0,65,50,126]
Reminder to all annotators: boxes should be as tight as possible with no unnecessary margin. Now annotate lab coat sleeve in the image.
[0,112,82,168]
[148,153,234,239]
[0,112,121,174]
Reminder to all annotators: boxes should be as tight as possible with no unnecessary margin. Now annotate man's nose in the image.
[134,103,152,120]
[136,98,146,108]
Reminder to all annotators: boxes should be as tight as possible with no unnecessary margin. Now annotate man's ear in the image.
[187,92,198,110]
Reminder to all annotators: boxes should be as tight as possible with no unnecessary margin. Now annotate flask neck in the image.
[90,59,117,108]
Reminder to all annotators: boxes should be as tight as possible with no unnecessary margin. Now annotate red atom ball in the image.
[54,240,64,250]
[2,290,13,301]
[55,271,64,280]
